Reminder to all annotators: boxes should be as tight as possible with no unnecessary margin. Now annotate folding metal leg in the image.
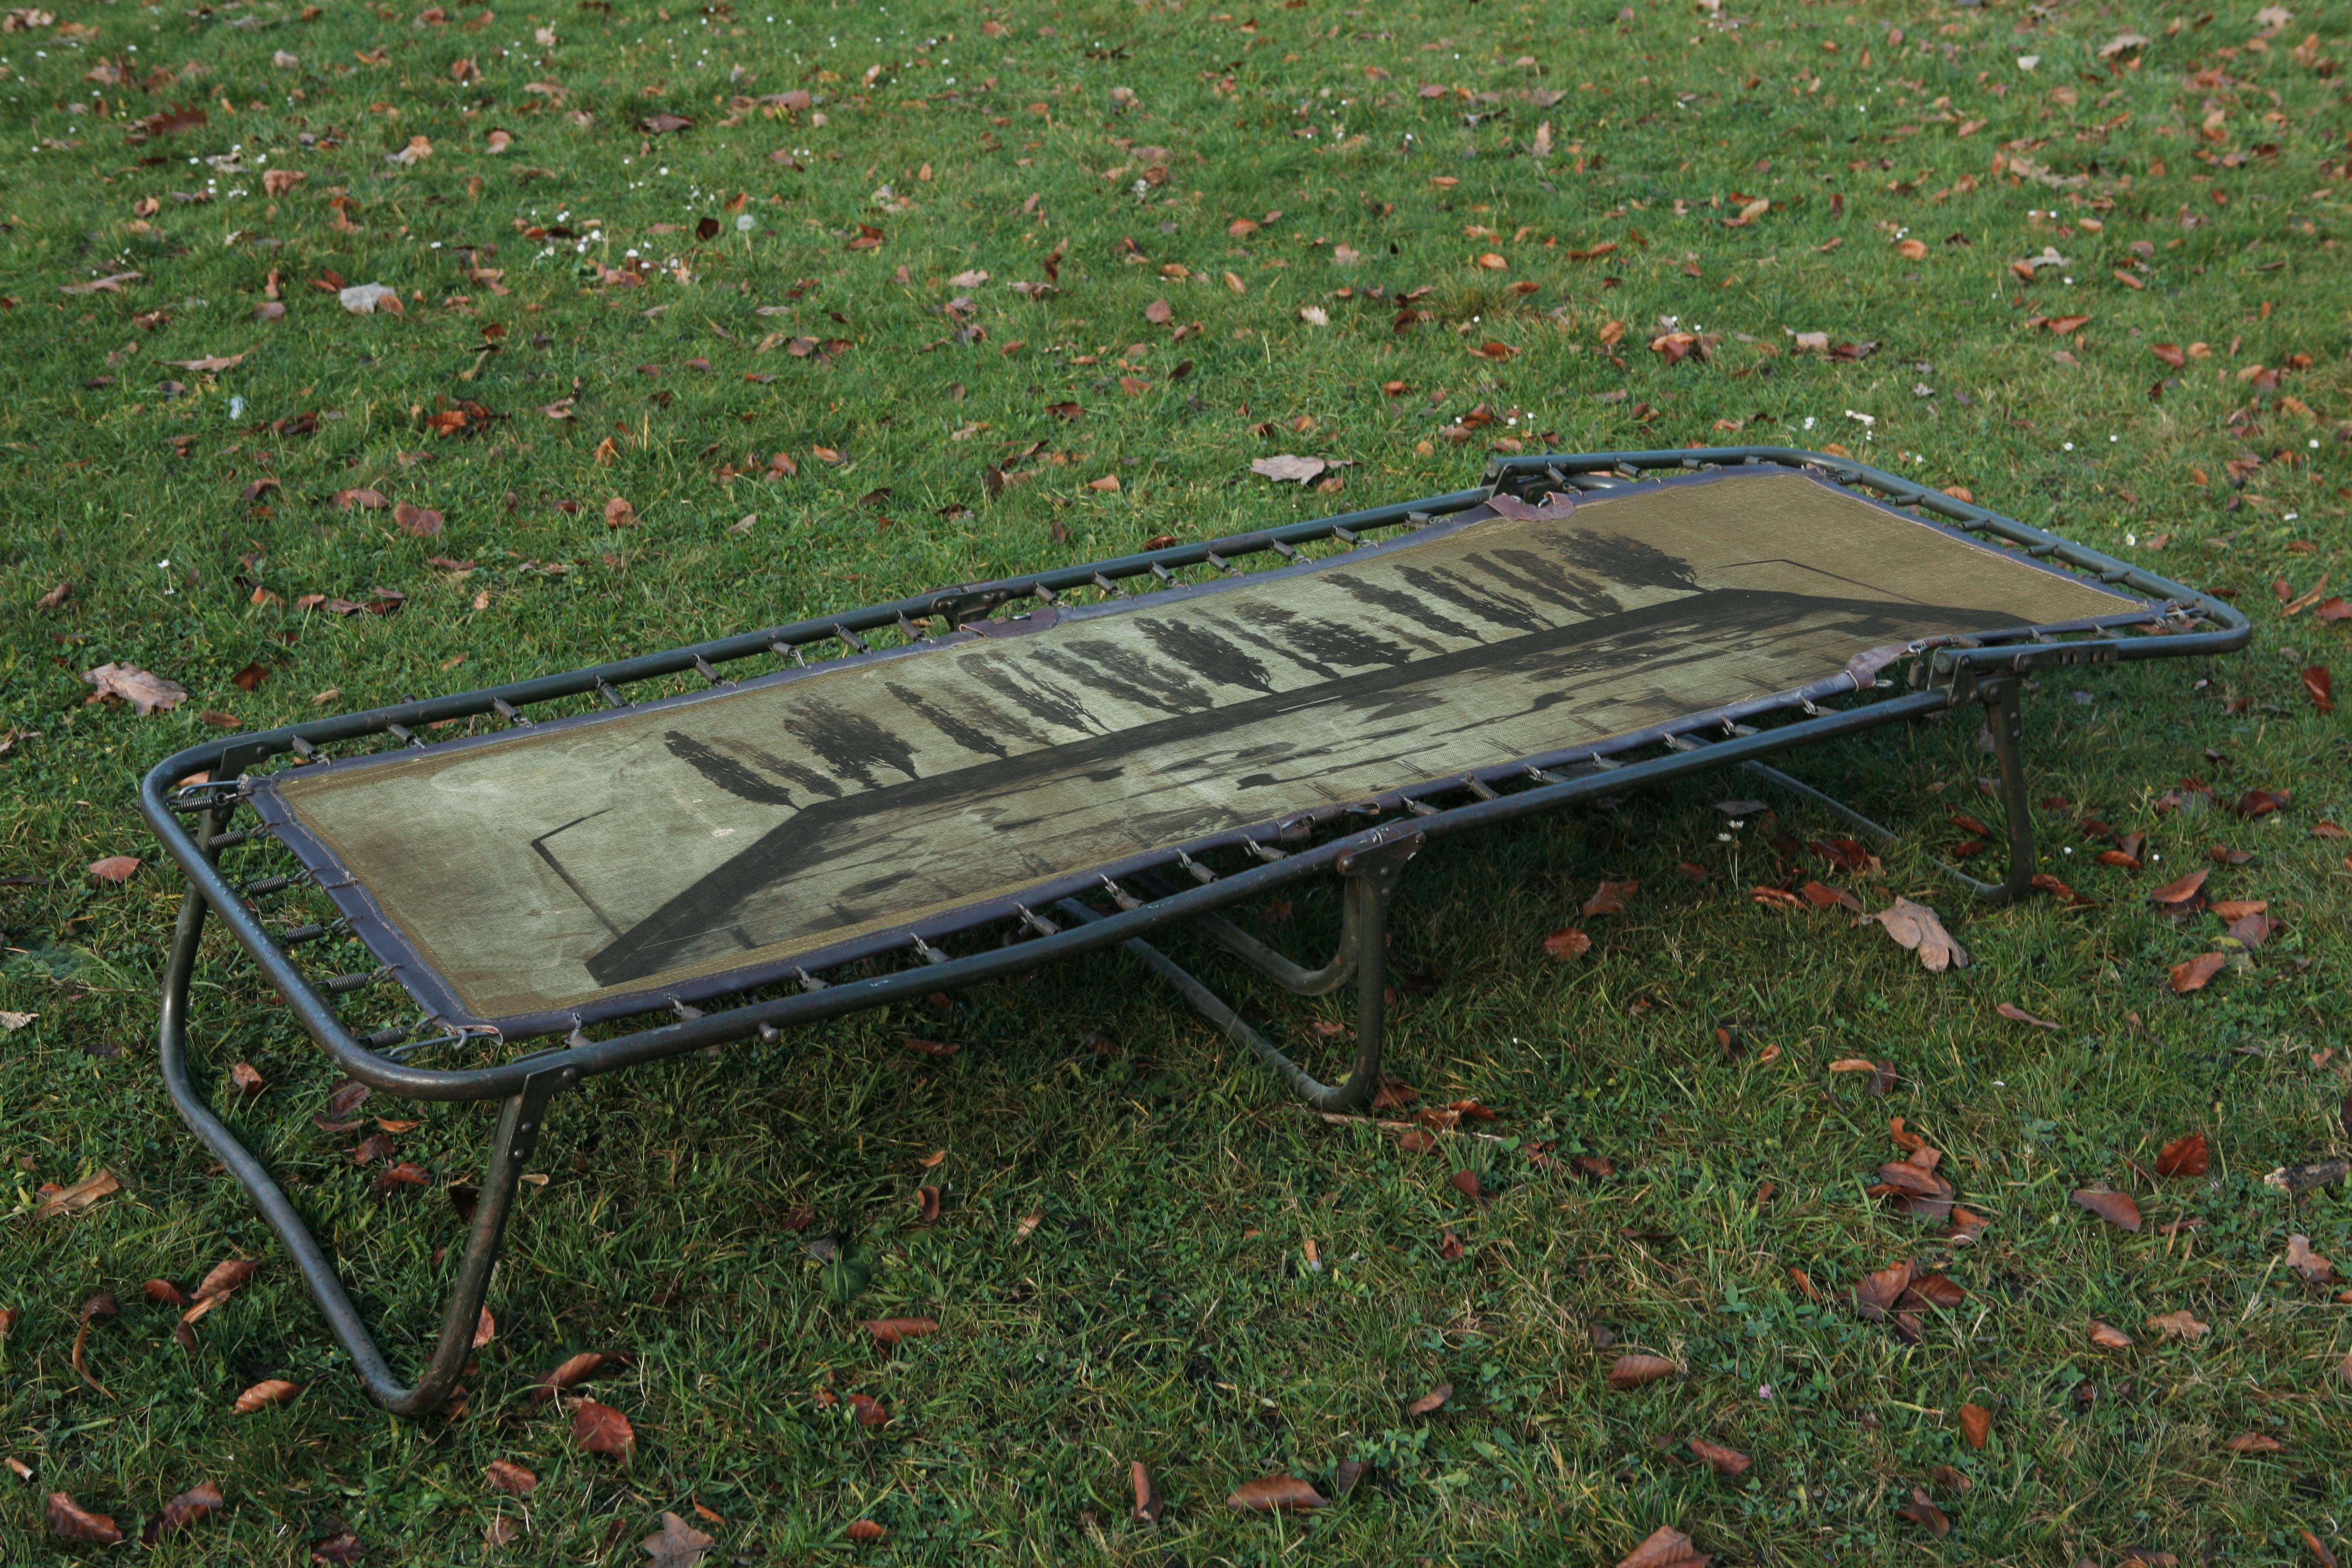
[1741,676,2038,905]
[1057,830,1423,1112]
[156,884,566,1415]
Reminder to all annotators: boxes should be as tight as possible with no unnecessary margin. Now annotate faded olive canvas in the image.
[262,469,2140,1026]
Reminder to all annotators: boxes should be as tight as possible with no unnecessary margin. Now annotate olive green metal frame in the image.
[137,448,2246,1413]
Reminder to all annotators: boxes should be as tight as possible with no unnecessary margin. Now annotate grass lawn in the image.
[3,0,2350,1560]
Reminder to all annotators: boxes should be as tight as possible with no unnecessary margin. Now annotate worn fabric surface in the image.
[269,468,2136,1023]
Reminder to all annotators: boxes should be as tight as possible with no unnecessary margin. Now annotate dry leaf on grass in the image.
[47,1493,124,1545]
[394,502,444,537]
[1130,1460,1163,1523]
[2169,952,2228,994]
[485,1458,537,1496]
[1996,1002,2057,1029]
[641,1511,715,1567]
[338,282,403,315]
[1616,1524,1711,1568]
[1543,927,1592,960]
[2225,1432,2284,1454]
[2285,1235,2337,1285]
[1251,453,1332,485]
[1226,1474,1327,1511]
[2073,1187,2143,1231]
[233,1378,300,1413]
[573,1399,635,1459]
[167,351,249,373]
[151,1482,225,1539]
[1405,1382,1452,1416]
[1608,1353,1677,1389]
[844,1520,888,1542]
[1958,1403,1991,1448]
[2089,1320,2136,1350]
[1857,898,1969,971]
[87,855,140,883]
[2145,1310,2210,1342]
[1582,879,1639,916]
[1688,1438,1751,1478]
[859,1317,939,1344]
[82,662,186,716]
[2155,1132,2210,1177]
[1895,1487,1950,1537]
[1850,1259,1914,1321]
[32,1168,121,1219]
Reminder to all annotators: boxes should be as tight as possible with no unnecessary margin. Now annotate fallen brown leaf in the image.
[1616,1524,1710,1568]
[2225,1431,2284,1454]
[1858,898,1969,971]
[844,1520,888,1542]
[2089,1320,2136,1350]
[190,1259,260,1314]
[33,1167,121,1219]
[1801,880,1862,912]
[1543,926,1592,960]
[1130,1460,1162,1523]
[81,661,187,716]
[1895,1486,1950,1538]
[233,1378,301,1414]
[1608,1353,1677,1389]
[47,1493,124,1545]
[1996,1002,2058,1030]
[2285,1234,2337,1285]
[1688,1437,1751,1478]
[2073,1187,2143,1231]
[1406,1382,1453,1416]
[1958,1403,1991,1449]
[2155,1131,2210,1178]
[393,501,444,538]
[1582,879,1639,916]
[485,1458,537,1496]
[2169,952,2228,994]
[2146,1309,2210,1342]
[149,1481,225,1540]
[641,1511,715,1567]
[901,1036,962,1057]
[573,1398,635,1459]
[1226,1474,1327,1511]
[859,1317,939,1345]
[2147,867,2210,909]
[87,855,141,883]
[1851,1259,1914,1321]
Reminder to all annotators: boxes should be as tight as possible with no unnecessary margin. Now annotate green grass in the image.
[3,0,2350,1560]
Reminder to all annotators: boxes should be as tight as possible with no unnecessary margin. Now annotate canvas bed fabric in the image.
[256,467,2138,1027]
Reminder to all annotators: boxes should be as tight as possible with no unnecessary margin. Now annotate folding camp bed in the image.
[140,448,2246,1411]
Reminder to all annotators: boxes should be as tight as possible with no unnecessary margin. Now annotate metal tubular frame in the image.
[136,449,2247,1412]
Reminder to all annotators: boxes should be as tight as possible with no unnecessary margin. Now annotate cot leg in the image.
[1971,676,2038,906]
[1055,831,1423,1113]
[1740,678,2039,905]
[157,886,564,1416]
